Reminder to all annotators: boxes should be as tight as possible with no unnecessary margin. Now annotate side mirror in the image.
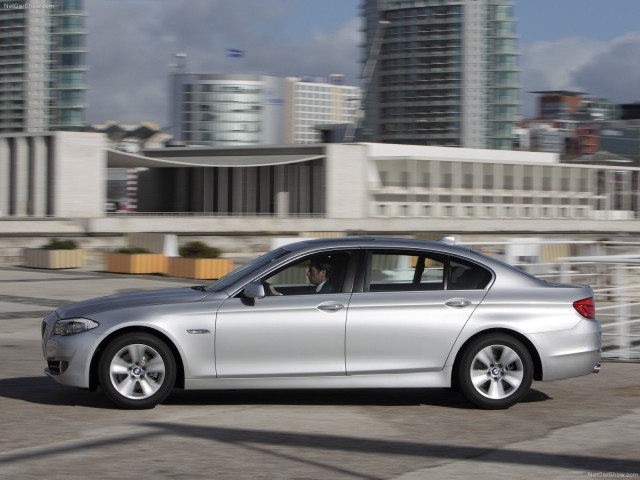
[243,281,265,299]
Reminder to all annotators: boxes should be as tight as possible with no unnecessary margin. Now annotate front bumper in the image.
[531,317,602,382]
[41,312,100,389]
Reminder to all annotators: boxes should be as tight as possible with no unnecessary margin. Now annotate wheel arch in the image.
[89,326,185,392]
[452,328,543,382]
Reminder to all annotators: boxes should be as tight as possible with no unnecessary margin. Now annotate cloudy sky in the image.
[85,0,640,126]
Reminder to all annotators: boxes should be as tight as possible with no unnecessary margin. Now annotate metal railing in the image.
[460,240,640,361]
[556,258,640,361]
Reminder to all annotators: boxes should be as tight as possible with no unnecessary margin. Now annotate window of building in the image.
[483,174,493,189]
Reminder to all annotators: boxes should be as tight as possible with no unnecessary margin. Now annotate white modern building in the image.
[284,74,360,144]
[2,132,640,227]
[169,72,360,146]
[115,142,640,222]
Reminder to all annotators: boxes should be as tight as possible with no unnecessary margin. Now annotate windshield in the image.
[205,248,290,292]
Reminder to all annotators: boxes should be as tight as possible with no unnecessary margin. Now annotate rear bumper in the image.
[531,318,602,382]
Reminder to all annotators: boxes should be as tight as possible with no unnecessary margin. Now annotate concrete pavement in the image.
[0,264,638,479]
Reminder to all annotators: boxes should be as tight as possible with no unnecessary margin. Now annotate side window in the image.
[366,251,445,292]
[448,257,492,290]
[261,250,352,295]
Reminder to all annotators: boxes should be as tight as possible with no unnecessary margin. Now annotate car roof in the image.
[283,236,471,255]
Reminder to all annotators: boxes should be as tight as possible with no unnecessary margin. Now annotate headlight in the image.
[53,318,99,336]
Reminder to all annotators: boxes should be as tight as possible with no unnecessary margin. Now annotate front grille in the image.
[47,360,61,375]
[47,360,67,375]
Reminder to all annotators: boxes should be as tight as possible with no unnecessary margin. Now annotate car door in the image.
[215,250,356,378]
[346,250,490,375]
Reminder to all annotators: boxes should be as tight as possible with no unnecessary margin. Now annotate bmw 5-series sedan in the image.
[42,237,602,409]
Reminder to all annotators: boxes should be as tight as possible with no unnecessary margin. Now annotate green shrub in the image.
[43,238,77,250]
[179,241,221,259]
[117,247,151,254]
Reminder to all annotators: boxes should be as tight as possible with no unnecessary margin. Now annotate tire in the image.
[98,332,176,409]
[457,334,533,409]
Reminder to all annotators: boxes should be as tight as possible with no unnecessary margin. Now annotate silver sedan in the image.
[42,237,602,409]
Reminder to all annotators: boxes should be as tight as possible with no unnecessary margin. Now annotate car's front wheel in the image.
[457,334,533,409]
[98,333,176,409]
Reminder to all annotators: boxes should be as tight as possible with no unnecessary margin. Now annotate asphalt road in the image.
[0,265,639,480]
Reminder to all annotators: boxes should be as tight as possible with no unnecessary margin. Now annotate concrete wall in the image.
[325,143,369,218]
[0,132,106,218]
[2,216,640,264]
[53,132,106,217]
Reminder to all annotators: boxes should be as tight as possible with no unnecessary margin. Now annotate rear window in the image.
[448,257,492,290]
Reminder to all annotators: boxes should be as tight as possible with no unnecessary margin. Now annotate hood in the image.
[56,287,210,319]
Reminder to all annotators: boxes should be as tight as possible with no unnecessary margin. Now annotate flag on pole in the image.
[226,48,244,58]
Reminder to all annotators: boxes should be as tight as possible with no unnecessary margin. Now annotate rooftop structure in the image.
[531,91,620,121]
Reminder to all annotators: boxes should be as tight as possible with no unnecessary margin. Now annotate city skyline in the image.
[85,0,640,127]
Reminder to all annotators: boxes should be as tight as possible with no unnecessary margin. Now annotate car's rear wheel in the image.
[457,334,533,409]
[98,333,176,409]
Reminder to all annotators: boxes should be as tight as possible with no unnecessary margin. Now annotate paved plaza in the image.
[0,264,638,479]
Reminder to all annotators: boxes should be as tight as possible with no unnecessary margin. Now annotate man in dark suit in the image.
[307,256,337,293]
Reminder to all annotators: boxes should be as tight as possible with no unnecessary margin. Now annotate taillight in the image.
[573,297,595,319]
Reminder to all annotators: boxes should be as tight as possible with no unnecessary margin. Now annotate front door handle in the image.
[317,302,345,312]
[445,298,472,309]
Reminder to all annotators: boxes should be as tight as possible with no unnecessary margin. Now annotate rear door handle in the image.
[317,302,345,312]
[445,298,472,308]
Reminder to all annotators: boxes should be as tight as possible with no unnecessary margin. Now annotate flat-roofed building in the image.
[2,133,639,226]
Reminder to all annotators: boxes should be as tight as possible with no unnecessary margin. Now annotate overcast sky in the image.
[85,0,640,126]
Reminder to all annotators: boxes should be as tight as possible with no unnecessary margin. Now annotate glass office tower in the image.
[361,0,519,149]
[0,0,87,132]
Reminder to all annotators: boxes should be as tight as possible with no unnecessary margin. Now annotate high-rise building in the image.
[169,69,360,146]
[284,74,360,144]
[169,73,282,146]
[0,0,87,133]
[361,0,519,149]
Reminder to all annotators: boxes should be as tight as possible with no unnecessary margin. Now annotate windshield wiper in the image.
[191,285,207,291]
